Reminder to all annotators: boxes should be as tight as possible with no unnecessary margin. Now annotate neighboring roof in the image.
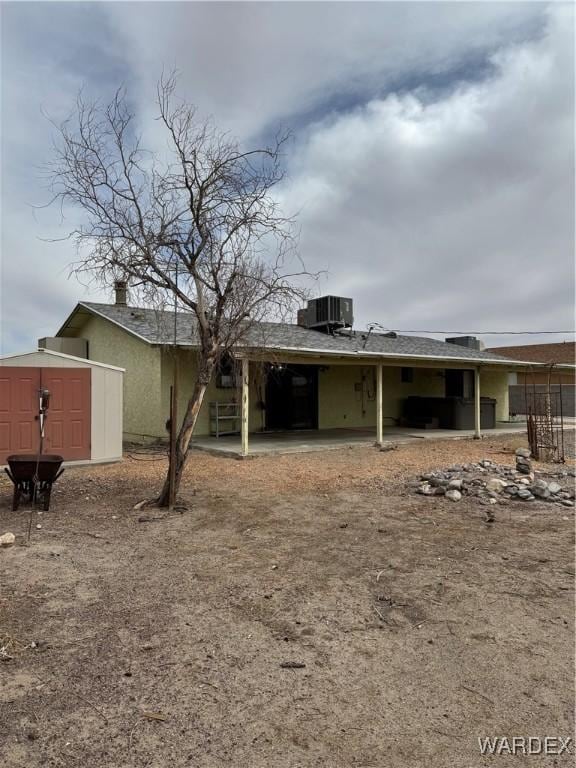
[0,347,125,372]
[57,301,541,367]
[486,342,575,365]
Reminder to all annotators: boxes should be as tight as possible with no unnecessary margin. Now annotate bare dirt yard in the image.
[1,432,574,768]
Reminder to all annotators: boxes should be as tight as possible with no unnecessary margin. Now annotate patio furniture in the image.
[4,454,64,511]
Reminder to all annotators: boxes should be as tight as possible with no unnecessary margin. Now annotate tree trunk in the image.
[156,357,215,507]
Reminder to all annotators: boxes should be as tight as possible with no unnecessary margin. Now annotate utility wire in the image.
[369,326,574,336]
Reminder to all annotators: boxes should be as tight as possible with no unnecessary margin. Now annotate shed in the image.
[0,349,124,465]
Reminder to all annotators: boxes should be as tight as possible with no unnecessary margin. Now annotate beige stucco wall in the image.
[66,315,164,440]
[480,368,511,422]
[0,350,123,461]
[316,364,445,428]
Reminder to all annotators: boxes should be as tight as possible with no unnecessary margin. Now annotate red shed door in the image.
[41,369,91,461]
[0,367,91,463]
[0,368,41,461]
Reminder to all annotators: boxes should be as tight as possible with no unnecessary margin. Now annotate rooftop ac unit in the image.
[306,296,353,331]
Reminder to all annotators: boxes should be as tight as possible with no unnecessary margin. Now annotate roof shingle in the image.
[486,342,575,365]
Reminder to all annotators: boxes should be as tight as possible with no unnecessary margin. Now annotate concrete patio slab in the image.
[191,422,530,457]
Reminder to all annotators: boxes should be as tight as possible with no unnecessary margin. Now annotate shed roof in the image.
[57,301,542,367]
[0,347,125,371]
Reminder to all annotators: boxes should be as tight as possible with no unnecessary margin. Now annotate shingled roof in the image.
[59,301,529,366]
[486,342,575,366]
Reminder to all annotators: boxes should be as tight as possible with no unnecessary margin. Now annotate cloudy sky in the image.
[1,1,574,354]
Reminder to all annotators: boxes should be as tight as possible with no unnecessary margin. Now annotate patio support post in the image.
[241,357,250,456]
[474,366,481,439]
[376,363,383,446]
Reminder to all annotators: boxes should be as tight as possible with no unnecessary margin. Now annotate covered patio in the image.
[218,356,512,457]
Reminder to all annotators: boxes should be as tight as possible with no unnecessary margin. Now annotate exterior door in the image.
[0,367,91,463]
[265,365,318,430]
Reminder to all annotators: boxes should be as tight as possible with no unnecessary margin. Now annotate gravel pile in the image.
[410,447,576,507]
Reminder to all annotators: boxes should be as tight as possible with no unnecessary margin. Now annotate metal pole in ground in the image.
[241,358,250,457]
[168,369,178,510]
[168,263,179,509]
[376,363,383,446]
[474,367,481,439]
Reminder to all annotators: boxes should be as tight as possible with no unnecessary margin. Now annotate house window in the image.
[216,356,238,388]
[401,367,414,384]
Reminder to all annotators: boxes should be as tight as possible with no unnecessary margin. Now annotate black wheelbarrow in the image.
[4,455,65,511]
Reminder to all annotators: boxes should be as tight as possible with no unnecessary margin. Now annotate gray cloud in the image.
[1,1,573,354]
[277,4,574,344]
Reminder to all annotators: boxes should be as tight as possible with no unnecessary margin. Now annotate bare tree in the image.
[48,74,311,505]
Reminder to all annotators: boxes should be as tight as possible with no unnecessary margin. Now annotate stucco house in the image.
[40,288,547,455]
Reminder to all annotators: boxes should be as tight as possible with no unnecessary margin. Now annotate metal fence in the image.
[525,389,565,463]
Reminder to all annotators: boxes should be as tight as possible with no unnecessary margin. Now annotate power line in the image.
[369,324,574,336]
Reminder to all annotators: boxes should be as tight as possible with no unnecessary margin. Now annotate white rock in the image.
[445,489,462,502]
[486,477,508,493]
[448,479,463,490]
[0,532,16,547]
[515,448,531,458]
[548,482,562,495]
[36,524,42,530]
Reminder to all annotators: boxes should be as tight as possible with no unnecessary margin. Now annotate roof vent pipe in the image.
[114,280,128,306]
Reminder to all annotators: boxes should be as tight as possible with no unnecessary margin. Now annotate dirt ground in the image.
[1,433,574,768]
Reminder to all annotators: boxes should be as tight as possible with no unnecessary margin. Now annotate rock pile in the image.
[410,448,575,507]
[515,447,532,475]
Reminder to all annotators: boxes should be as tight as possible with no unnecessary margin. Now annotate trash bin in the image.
[451,397,496,429]
[403,396,496,430]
